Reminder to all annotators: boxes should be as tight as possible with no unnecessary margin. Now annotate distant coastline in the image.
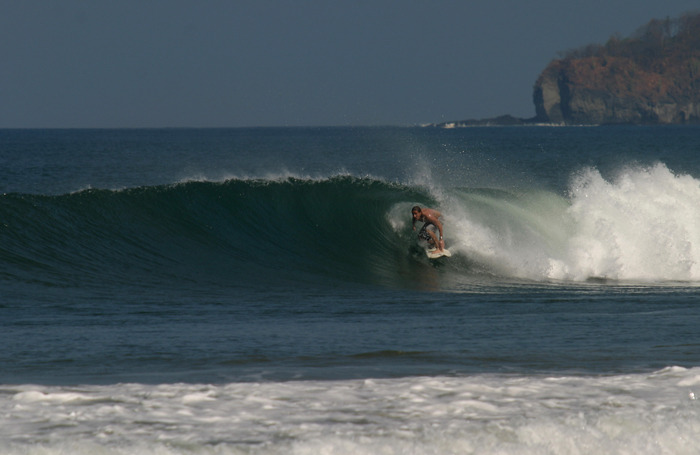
[422,115,549,128]
[429,11,700,127]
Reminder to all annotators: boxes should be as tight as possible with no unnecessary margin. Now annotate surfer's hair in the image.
[411,206,422,213]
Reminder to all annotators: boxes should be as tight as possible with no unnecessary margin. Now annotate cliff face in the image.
[534,13,700,124]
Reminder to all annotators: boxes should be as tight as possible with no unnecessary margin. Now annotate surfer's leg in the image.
[426,225,442,251]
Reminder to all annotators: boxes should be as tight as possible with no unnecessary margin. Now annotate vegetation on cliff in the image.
[534,12,700,124]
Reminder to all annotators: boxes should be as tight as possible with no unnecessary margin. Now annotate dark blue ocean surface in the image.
[2,126,700,385]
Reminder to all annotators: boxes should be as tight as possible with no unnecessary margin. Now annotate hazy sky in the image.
[2,1,698,128]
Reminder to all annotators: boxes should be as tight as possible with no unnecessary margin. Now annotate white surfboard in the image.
[426,248,451,259]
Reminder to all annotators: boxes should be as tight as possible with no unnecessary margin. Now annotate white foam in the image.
[553,163,700,281]
[442,163,700,282]
[2,367,700,454]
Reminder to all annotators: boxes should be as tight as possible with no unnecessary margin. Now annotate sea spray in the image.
[441,188,573,280]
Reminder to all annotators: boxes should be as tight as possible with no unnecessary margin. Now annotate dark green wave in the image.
[0,177,441,289]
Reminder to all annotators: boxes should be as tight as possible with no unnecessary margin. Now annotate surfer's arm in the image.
[435,219,444,241]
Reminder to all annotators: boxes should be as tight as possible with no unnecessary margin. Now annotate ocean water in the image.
[2,126,700,454]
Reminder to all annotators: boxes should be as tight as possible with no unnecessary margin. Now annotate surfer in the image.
[411,206,445,252]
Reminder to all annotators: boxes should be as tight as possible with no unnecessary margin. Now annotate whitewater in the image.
[2,126,700,454]
[3,367,700,454]
[419,162,700,283]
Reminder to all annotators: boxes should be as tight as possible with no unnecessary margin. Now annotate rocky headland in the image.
[431,12,700,127]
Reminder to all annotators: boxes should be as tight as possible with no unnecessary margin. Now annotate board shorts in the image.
[418,223,439,242]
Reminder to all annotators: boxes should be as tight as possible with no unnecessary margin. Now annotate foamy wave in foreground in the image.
[3,367,700,454]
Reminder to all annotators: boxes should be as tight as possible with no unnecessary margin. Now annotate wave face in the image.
[1,176,433,291]
[3,162,700,292]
